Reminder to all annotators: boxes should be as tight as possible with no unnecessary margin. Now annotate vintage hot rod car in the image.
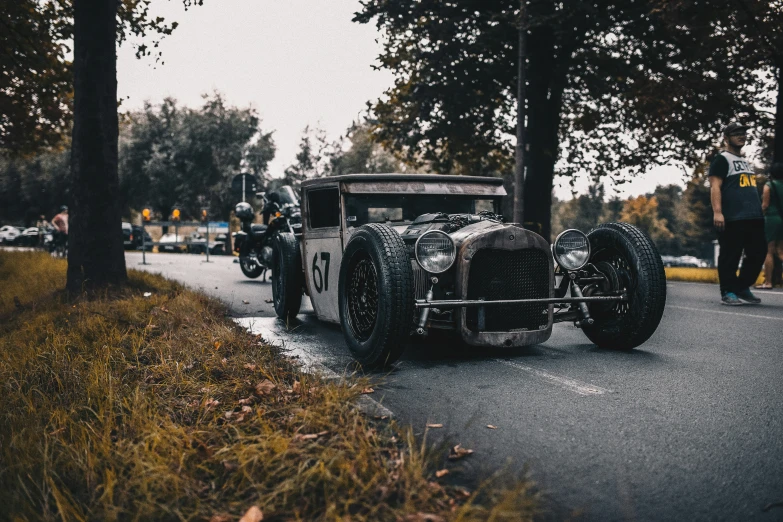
[269,174,666,368]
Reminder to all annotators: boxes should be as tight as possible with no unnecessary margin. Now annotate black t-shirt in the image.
[708,152,763,221]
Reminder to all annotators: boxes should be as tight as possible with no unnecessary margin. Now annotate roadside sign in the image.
[231,174,259,202]
[197,221,229,234]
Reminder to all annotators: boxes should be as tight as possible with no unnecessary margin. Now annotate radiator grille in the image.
[412,261,429,300]
[466,248,549,332]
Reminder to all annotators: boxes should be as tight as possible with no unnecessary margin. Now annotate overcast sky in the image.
[116,0,687,200]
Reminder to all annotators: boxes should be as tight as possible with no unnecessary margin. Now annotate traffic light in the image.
[172,208,181,222]
[142,208,151,222]
[201,208,208,222]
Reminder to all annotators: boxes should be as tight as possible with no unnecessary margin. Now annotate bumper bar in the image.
[414,295,627,309]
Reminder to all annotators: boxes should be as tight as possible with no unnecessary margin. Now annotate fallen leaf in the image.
[435,469,449,478]
[238,506,264,522]
[487,425,498,429]
[238,397,255,406]
[292,381,301,394]
[448,444,474,460]
[220,358,228,364]
[242,300,250,304]
[241,405,253,414]
[255,379,276,396]
[143,292,152,297]
[244,363,257,371]
[213,341,222,350]
[361,387,374,394]
[264,298,273,303]
[455,486,471,498]
[224,411,234,420]
[160,307,170,313]
[210,515,231,522]
[426,423,443,429]
[204,398,220,409]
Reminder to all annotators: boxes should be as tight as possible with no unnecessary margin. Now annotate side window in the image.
[308,188,340,229]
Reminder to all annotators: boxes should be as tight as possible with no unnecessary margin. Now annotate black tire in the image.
[271,232,303,320]
[338,224,414,369]
[582,222,666,350]
[239,241,265,279]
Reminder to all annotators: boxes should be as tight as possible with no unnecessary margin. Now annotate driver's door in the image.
[302,186,343,323]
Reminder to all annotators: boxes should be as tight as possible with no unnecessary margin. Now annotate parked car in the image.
[0,225,24,244]
[158,233,187,253]
[121,222,153,250]
[186,232,225,255]
[132,225,153,250]
[660,255,709,268]
[17,226,52,247]
[270,174,667,369]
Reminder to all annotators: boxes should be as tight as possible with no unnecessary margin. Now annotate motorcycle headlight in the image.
[415,230,456,274]
[553,229,590,271]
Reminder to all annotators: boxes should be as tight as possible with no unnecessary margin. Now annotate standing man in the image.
[708,123,766,305]
[52,205,69,253]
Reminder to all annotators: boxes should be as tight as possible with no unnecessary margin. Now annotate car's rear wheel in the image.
[271,233,303,320]
[581,222,666,350]
[338,224,414,369]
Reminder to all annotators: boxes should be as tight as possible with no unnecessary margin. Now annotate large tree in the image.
[119,93,275,220]
[355,0,768,240]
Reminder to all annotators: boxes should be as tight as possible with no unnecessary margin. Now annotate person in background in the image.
[708,123,766,305]
[756,162,783,289]
[51,205,69,251]
[35,214,49,247]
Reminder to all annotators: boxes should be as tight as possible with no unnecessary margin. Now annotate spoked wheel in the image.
[345,254,380,342]
[582,222,666,350]
[338,224,414,369]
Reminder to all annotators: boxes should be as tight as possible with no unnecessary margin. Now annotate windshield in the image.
[344,194,500,227]
[272,185,298,206]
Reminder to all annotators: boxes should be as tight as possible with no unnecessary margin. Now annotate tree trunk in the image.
[67,0,127,291]
[522,25,570,242]
[774,64,783,164]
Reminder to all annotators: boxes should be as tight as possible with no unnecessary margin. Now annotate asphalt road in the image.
[127,251,783,522]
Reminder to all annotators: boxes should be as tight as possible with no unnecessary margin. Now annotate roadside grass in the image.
[0,251,537,521]
[665,267,764,286]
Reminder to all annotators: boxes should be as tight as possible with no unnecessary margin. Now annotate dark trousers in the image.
[717,219,766,295]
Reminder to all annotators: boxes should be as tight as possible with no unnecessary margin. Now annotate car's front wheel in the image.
[338,224,414,369]
[582,222,666,350]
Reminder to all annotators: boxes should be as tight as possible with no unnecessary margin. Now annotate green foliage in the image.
[1,0,194,156]
[0,148,71,225]
[118,92,275,220]
[354,0,782,238]
[282,120,407,190]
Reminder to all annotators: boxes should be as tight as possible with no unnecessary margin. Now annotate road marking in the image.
[667,305,783,321]
[495,359,612,396]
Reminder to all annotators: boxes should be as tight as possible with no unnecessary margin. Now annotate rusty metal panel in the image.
[454,224,554,347]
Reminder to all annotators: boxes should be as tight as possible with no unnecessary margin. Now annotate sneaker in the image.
[736,288,761,304]
[721,292,744,306]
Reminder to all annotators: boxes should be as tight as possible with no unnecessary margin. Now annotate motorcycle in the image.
[233,185,301,280]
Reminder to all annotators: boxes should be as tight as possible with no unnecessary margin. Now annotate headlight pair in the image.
[553,229,591,271]
[415,230,456,273]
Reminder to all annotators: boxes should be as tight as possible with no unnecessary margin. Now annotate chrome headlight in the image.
[553,229,590,271]
[415,230,456,273]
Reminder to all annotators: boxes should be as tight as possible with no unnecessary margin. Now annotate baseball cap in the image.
[723,122,748,136]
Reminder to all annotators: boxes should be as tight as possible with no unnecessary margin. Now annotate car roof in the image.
[301,174,506,196]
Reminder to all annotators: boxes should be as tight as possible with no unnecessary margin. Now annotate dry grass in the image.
[665,267,764,286]
[0,251,537,521]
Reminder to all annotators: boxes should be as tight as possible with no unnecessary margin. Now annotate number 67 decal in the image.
[312,252,330,293]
